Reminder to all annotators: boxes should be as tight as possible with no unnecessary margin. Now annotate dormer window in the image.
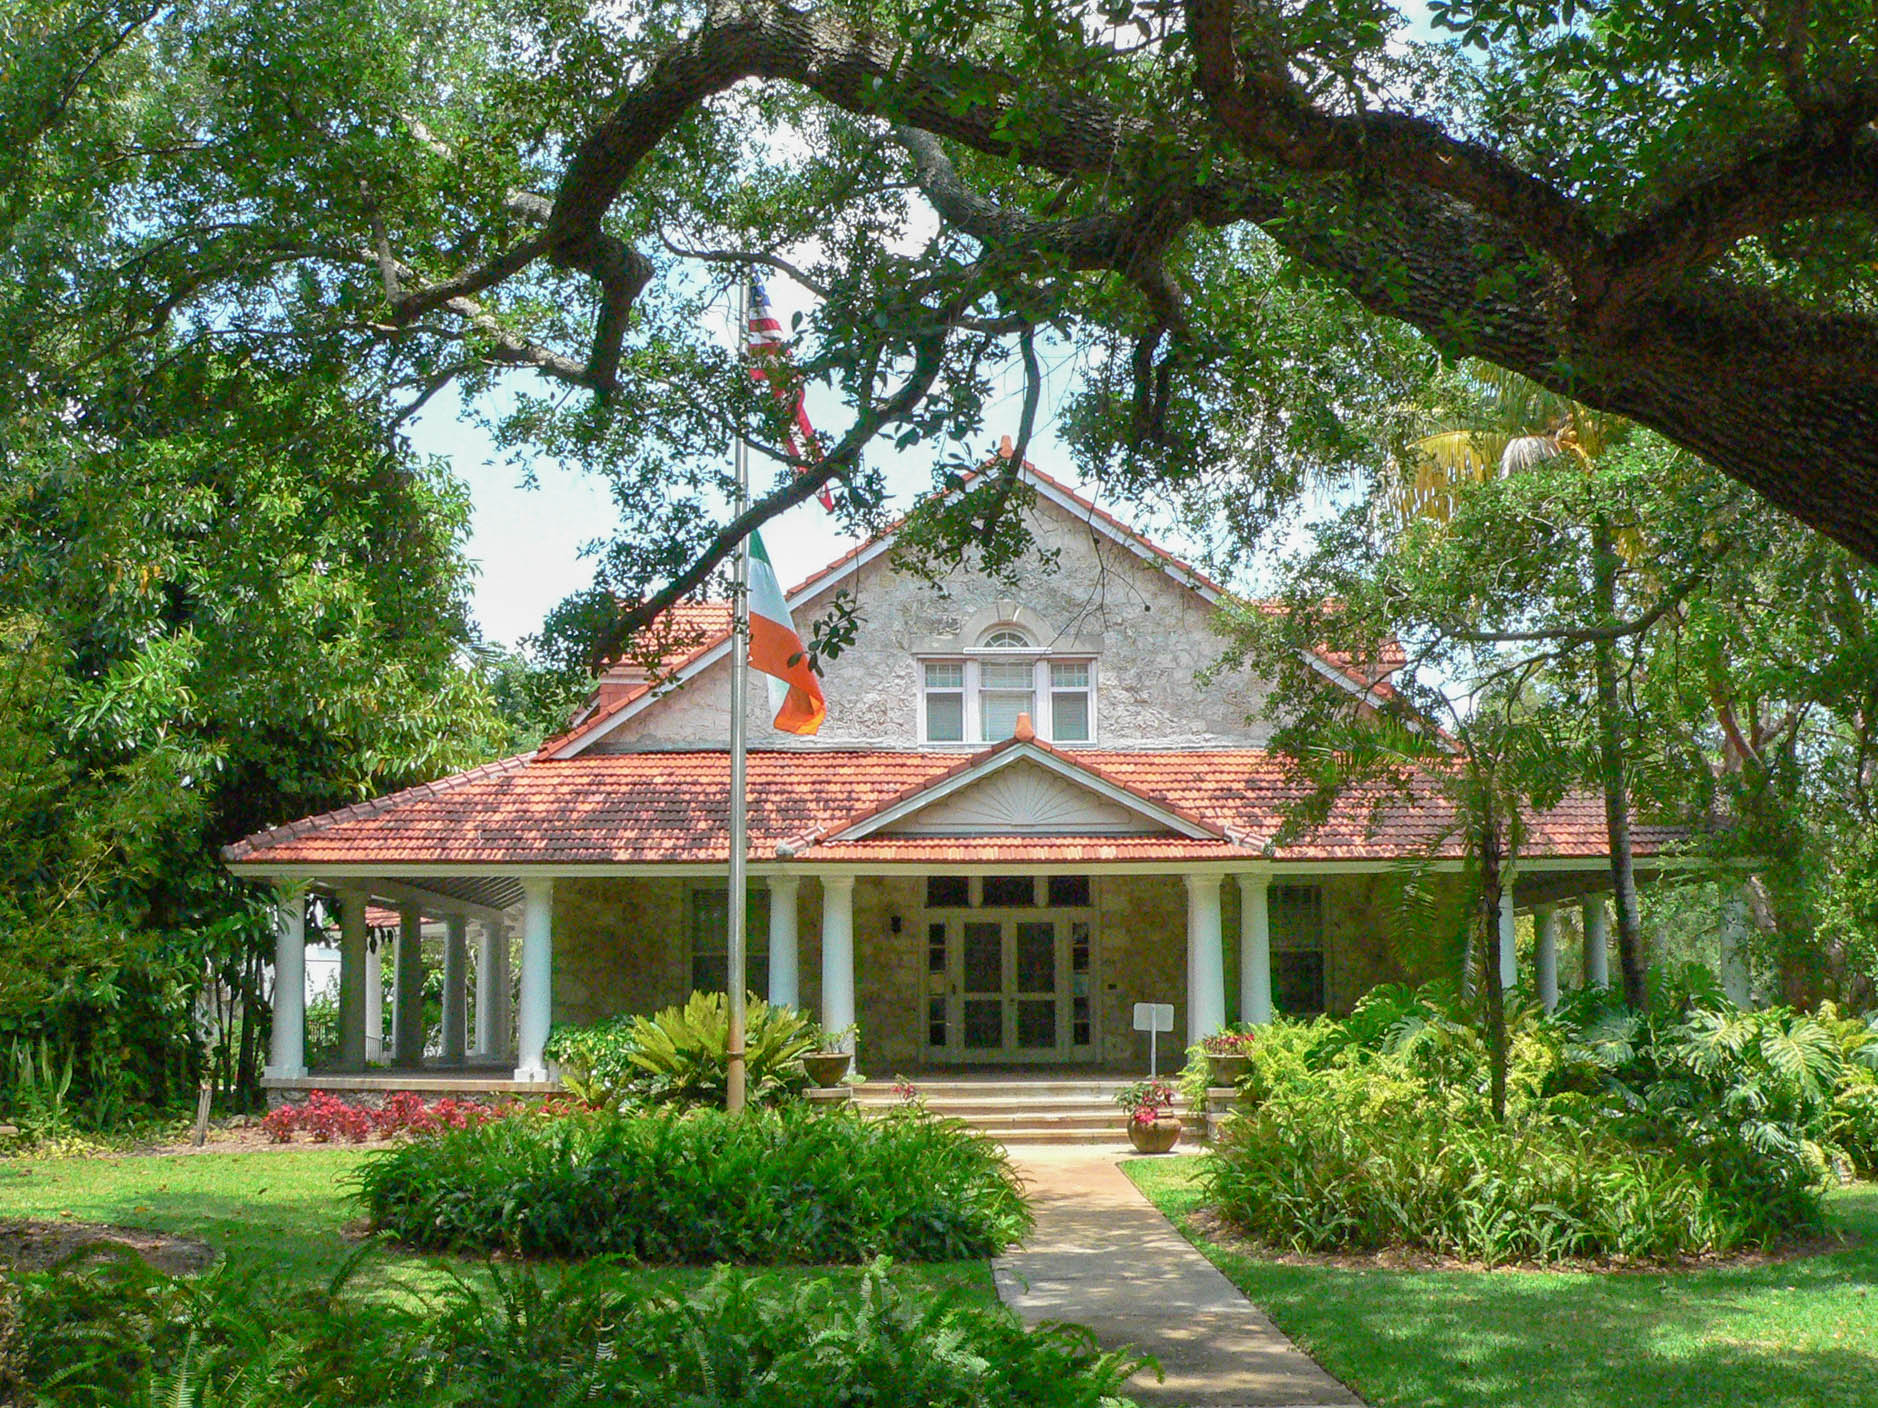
[920,624,1096,745]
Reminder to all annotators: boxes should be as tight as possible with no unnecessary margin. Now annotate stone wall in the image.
[545,870,1466,1072]
[551,876,691,1029]
[1095,875,1188,1068]
[591,495,1277,752]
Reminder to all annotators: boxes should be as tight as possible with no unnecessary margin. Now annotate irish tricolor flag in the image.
[749,530,825,734]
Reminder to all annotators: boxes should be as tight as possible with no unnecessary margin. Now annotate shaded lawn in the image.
[1128,1155,1878,1408]
[0,1147,997,1306]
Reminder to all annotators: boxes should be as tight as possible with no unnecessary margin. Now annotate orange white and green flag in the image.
[748,529,825,735]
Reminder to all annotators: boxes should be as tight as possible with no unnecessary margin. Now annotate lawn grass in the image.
[0,1147,997,1306]
[1127,1154,1878,1408]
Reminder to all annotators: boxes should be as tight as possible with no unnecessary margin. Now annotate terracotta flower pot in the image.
[1127,1116,1182,1154]
[801,1052,853,1088]
[1208,1052,1250,1086]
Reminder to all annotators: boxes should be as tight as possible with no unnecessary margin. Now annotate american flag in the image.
[746,281,836,512]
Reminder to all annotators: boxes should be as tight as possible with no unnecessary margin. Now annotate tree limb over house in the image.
[364,0,1878,568]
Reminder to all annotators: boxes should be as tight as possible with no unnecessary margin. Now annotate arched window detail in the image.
[979,627,1032,650]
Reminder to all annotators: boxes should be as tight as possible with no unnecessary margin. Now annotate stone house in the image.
[228,454,1677,1091]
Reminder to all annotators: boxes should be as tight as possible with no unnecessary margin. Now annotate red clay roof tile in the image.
[222,748,1679,869]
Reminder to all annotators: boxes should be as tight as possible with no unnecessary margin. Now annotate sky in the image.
[406,279,1101,649]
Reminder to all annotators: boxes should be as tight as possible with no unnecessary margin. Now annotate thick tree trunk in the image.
[1477,803,1509,1124]
[1591,515,1648,1008]
[235,950,262,1110]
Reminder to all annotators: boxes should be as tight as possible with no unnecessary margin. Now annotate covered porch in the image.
[254,858,1721,1095]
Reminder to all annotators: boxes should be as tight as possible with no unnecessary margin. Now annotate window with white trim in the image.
[1049,662,1092,742]
[979,660,1035,739]
[923,661,965,742]
[916,624,1097,745]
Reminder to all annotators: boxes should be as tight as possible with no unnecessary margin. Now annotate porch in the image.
[257,861,1715,1093]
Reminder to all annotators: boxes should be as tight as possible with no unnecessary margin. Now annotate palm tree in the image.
[1391,370,1650,1009]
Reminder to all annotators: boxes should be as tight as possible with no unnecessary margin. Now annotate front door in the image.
[923,880,1096,1064]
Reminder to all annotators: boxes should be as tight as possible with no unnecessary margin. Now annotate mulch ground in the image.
[1186,1207,1854,1275]
[0,1220,217,1275]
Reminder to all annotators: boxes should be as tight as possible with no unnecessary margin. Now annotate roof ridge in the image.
[220,752,534,862]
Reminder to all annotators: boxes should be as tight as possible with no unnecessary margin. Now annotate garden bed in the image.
[1129,1155,1878,1408]
[355,1104,1031,1263]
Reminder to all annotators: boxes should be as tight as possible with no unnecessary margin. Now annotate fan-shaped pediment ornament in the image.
[885,761,1156,835]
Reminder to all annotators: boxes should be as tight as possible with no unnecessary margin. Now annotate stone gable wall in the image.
[589,496,1277,752]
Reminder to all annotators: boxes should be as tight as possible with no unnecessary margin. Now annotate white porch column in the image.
[1235,872,1272,1026]
[1535,903,1560,1012]
[1581,896,1610,990]
[820,875,855,1050]
[768,875,801,1010]
[265,882,308,1079]
[1497,887,1518,991]
[514,879,554,1081]
[336,887,368,1070]
[1720,891,1754,1007]
[441,915,468,1064]
[1186,873,1226,1043]
[474,919,505,1059]
[363,927,384,1063]
[393,903,425,1067]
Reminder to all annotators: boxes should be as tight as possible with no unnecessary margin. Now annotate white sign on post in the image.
[1132,1002,1176,1077]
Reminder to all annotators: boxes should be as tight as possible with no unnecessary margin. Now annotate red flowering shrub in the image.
[268,1093,508,1144]
[261,1105,299,1143]
[301,1091,372,1143]
[428,1098,480,1132]
[375,1091,433,1138]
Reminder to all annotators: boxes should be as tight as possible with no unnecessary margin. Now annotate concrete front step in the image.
[854,1093,1181,1114]
[853,1080,1159,1102]
[851,1076,1193,1145]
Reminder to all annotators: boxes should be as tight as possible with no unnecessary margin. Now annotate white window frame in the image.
[921,660,967,743]
[915,634,1098,746]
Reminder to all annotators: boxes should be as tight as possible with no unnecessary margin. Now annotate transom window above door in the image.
[919,625,1096,745]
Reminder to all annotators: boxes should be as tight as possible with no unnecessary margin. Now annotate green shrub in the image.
[1208,1090,1779,1265]
[7,1251,1142,1407]
[546,991,820,1110]
[1202,982,1858,1264]
[354,1104,1032,1263]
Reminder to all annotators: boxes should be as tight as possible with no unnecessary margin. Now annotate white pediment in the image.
[827,742,1220,842]
[881,759,1166,836]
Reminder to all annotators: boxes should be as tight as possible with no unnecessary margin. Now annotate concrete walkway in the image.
[995,1148,1362,1408]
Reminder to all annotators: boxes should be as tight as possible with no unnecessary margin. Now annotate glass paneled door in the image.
[924,896,1095,1063]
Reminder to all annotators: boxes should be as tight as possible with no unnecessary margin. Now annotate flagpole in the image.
[726,277,751,1115]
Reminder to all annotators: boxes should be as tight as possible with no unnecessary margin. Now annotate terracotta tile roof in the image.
[223,748,1680,869]
[543,603,738,752]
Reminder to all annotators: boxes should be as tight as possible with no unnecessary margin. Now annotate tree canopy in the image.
[13,0,1877,653]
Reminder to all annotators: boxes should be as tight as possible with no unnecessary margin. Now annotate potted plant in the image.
[1115,1078,1181,1154]
[1201,1029,1258,1086]
[801,1025,858,1088]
